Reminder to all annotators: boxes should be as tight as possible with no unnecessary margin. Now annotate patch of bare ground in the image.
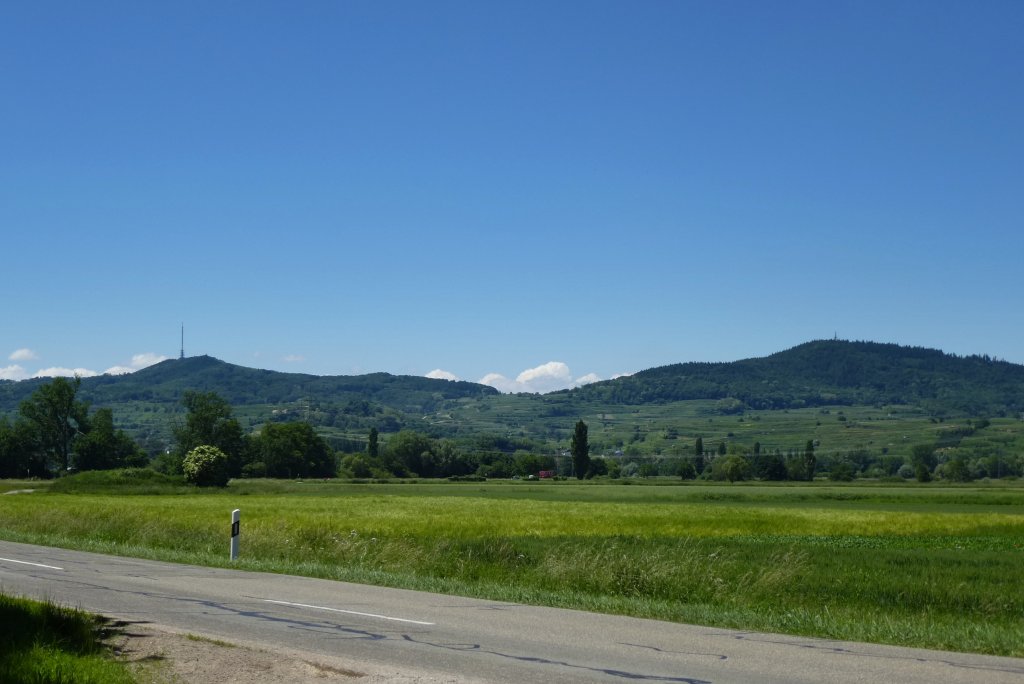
[110,623,469,684]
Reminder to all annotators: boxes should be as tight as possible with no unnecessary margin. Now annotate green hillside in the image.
[0,355,496,409]
[566,340,1024,416]
[2,341,1021,468]
[0,356,498,451]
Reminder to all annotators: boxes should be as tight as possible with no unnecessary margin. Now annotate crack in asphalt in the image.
[709,631,1024,676]
[621,643,728,660]
[400,634,713,683]
[30,573,703,681]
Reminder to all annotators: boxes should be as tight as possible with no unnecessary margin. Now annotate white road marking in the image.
[262,598,435,625]
[0,557,64,571]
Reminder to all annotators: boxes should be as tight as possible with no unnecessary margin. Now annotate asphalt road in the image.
[1,540,1022,683]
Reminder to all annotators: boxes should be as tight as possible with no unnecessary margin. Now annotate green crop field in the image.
[2,477,1023,657]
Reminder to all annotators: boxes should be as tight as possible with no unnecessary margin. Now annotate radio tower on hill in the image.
[180,324,185,360]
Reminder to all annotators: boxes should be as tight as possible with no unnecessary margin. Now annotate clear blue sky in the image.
[2,1,1022,392]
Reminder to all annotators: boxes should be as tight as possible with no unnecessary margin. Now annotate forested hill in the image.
[565,340,1024,416]
[0,355,498,415]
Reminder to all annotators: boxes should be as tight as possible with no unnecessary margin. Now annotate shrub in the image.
[182,445,229,487]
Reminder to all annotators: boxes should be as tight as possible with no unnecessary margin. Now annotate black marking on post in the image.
[231,521,240,537]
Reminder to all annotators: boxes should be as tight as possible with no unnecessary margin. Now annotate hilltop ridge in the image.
[564,340,1024,416]
[2,341,1021,433]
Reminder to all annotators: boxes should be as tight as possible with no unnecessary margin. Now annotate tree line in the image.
[0,379,339,481]
[4,378,1016,485]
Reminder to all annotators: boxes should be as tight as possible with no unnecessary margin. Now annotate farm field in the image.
[2,478,1023,657]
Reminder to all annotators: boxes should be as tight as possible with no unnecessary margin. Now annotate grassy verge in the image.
[0,592,134,684]
[2,475,1023,657]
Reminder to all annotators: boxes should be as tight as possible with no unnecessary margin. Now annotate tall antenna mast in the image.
[180,323,185,360]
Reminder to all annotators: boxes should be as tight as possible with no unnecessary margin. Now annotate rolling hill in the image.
[2,342,1021,457]
[564,340,1024,417]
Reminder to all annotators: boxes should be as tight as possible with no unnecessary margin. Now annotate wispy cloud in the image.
[283,354,306,363]
[8,348,38,362]
[426,369,460,381]
[477,362,604,394]
[0,365,29,381]
[104,352,169,375]
[130,352,168,368]
[33,367,100,379]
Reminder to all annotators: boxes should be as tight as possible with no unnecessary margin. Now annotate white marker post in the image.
[230,509,240,561]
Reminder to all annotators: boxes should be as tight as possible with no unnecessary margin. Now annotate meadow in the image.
[2,476,1023,657]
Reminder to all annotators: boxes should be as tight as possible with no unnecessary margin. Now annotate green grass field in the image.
[2,476,1022,657]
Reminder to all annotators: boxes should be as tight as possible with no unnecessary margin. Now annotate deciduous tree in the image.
[18,376,89,473]
[74,408,147,471]
[173,391,246,476]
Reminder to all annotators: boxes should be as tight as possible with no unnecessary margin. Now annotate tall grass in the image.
[0,593,134,684]
[1,476,1022,656]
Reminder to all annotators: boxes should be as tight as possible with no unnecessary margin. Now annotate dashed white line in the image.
[0,557,64,571]
[262,598,435,625]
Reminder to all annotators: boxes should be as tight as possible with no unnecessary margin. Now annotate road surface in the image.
[1,540,1021,683]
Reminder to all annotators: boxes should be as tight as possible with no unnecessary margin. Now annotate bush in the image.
[182,445,229,487]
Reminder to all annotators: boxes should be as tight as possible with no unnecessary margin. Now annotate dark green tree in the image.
[256,421,335,478]
[385,430,436,477]
[586,457,608,478]
[942,457,972,482]
[340,453,374,478]
[911,443,937,482]
[367,427,379,458]
[695,436,703,457]
[18,376,90,473]
[828,460,856,481]
[74,408,147,471]
[0,416,47,478]
[676,459,697,480]
[173,391,246,476]
[753,451,788,481]
[570,420,590,479]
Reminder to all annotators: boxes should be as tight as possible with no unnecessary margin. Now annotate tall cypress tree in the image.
[367,427,379,459]
[571,420,590,480]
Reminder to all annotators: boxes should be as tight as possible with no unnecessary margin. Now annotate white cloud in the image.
[130,352,168,369]
[104,352,169,375]
[283,354,305,363]
[0,365,29,381]
[573,372,602,387]
[478,372,521,393]
[478,362,604,394]
[426,369,460,381]
[9,348,38,361]
[517,361,572,386]
[611,372,634,379]
[33,367,99,378]
[516,362,575,394]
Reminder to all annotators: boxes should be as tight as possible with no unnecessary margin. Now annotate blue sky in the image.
[2,1,1022,392]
